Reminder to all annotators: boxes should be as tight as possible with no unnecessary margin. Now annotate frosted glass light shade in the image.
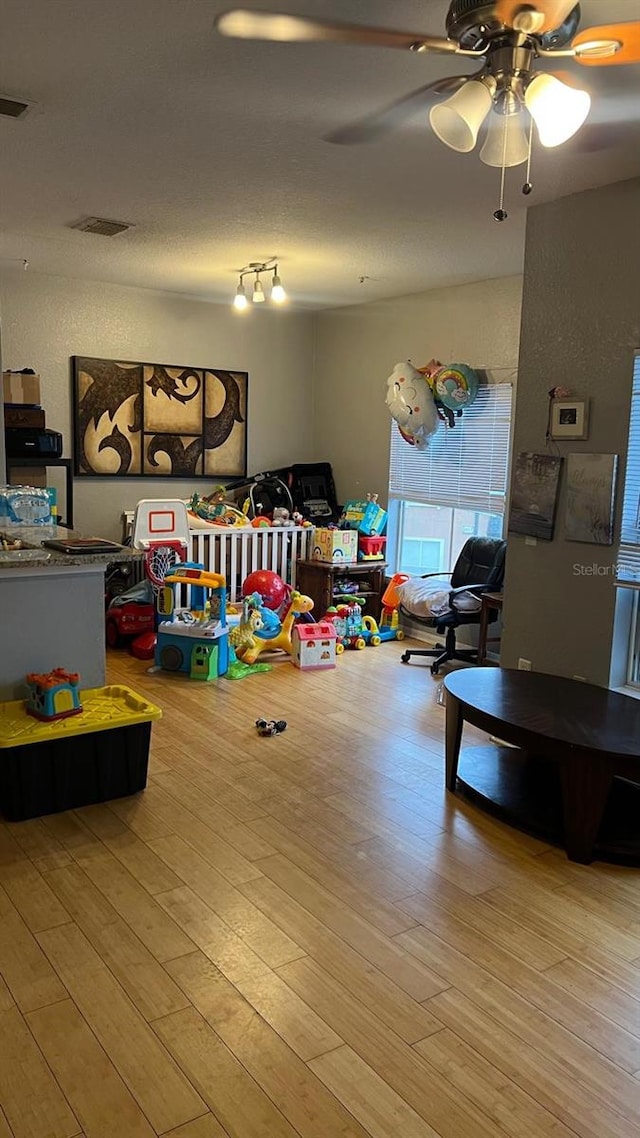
[480,108,529,167]
[525,74,591,147]
[429,80,493,153]
[252,278,265,303]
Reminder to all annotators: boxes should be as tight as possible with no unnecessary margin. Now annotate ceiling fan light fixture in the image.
[429,78,493,153]
[524,73,591,147]
[480,104,529,168]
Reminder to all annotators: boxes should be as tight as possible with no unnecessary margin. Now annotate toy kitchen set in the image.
[1,369,139,700]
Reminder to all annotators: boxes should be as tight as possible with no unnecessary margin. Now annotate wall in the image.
[313,276,523,504]
[0,269,315,538]
[501,177,640,686]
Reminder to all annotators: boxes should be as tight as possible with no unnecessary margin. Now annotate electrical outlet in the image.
[525,536,537,547]
[518,657,531,671]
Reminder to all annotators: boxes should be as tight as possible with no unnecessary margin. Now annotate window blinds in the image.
[617,353,640,582]
[388,380,513,515]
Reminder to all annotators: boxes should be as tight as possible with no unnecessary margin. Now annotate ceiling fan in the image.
[215,3,640,219]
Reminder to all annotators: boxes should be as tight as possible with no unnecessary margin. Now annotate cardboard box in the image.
[341,498,387,536]
[3,371,41,406]
[312,528,358,564]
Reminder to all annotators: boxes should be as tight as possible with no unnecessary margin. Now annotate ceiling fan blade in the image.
[325,76,470,145]
[494,1,577,35]
[214,9,458,53]
[571,22,640,66]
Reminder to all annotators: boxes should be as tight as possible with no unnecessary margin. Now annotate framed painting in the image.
[508,452,563,541]
[550,399,589,441]
[565,453,618,545]
[72,356,248,478]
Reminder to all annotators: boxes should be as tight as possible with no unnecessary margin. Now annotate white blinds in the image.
[617,353,640,582]
[388,381,513,514]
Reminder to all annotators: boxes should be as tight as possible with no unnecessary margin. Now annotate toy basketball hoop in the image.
[144,541,187,589]
[132,499,190,614]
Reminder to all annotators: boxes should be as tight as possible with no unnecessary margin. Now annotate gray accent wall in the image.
[502,177,640,685]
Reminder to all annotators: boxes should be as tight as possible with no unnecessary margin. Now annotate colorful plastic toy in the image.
[378,573,408,642]
[234,590,314,664]
[155,566,229,679]
[291,622,338,669]
[242,569,287,611]
[25,668,83,721]
[324,598,381,650]
[105,580,155,648]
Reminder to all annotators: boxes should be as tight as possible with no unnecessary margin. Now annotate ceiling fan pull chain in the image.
[493,112,509,222]
[522,116,534,195]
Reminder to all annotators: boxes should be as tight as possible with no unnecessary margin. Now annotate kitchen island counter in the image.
[0,530,143,700]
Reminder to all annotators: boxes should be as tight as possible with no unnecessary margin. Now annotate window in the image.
[616,352,640,688]
[387,381,513,576]
[617,353,640,583]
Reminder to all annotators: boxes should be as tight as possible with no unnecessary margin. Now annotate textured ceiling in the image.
[1,0,639,308]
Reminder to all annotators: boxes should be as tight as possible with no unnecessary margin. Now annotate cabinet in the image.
[295,559,387,622]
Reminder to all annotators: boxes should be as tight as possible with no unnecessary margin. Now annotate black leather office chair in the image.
[399,537,506,675]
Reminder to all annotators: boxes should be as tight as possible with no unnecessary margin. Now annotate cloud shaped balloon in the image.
[385,362,440,449]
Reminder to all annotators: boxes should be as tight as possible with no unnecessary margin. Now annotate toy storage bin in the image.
[0,685,162,821]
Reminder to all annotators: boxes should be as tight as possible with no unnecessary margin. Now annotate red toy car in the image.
[105,580,155,648]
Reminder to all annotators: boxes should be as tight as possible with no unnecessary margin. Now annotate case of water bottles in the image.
[0,485,55,526]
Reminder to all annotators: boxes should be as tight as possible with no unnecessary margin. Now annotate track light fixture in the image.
[232,258,288,311]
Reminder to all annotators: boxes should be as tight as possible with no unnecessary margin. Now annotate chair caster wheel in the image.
[430,663,440,676]
[401,652,410,664]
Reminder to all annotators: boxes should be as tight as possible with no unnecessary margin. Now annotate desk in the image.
[295,559,387,622]
[477,591,503,665]
[6,457,74,528]
[444,667,640,864]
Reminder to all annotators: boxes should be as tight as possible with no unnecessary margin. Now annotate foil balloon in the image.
[433,363,479,412]
[386,361,439,448]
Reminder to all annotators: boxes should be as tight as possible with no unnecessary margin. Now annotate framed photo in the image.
[72,356,247,479]
[550,399,589,440]
[508,452,563,541]
[565,453,618,545]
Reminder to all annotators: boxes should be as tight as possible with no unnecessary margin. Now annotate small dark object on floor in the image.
[255,718,287,737]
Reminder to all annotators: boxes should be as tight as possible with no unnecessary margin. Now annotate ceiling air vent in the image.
[70,217,133,237]
[0,95,33,119]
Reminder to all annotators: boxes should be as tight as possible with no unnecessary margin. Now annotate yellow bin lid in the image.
[0,685,162,749]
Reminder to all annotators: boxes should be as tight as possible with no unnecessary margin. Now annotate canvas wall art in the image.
[73,356,248,478]
[565,453,618,545]
[508,452,563,541]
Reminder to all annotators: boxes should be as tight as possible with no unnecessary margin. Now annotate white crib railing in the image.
[189,526,315,601]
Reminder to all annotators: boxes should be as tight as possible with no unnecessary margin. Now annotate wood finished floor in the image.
[1,644,640,1138]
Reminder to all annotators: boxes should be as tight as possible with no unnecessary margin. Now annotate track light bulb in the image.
[271,270,287,303]
[525,74,591,148]
[253,276,265,303]
[233,281,248,311]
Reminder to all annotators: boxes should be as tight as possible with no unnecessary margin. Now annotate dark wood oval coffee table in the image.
[444,668,640,864]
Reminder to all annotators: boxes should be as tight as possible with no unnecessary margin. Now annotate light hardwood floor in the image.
[1,644,640,1138]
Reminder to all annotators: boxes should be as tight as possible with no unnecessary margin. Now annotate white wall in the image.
[313,276,523,504]
[0,269,315,538]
